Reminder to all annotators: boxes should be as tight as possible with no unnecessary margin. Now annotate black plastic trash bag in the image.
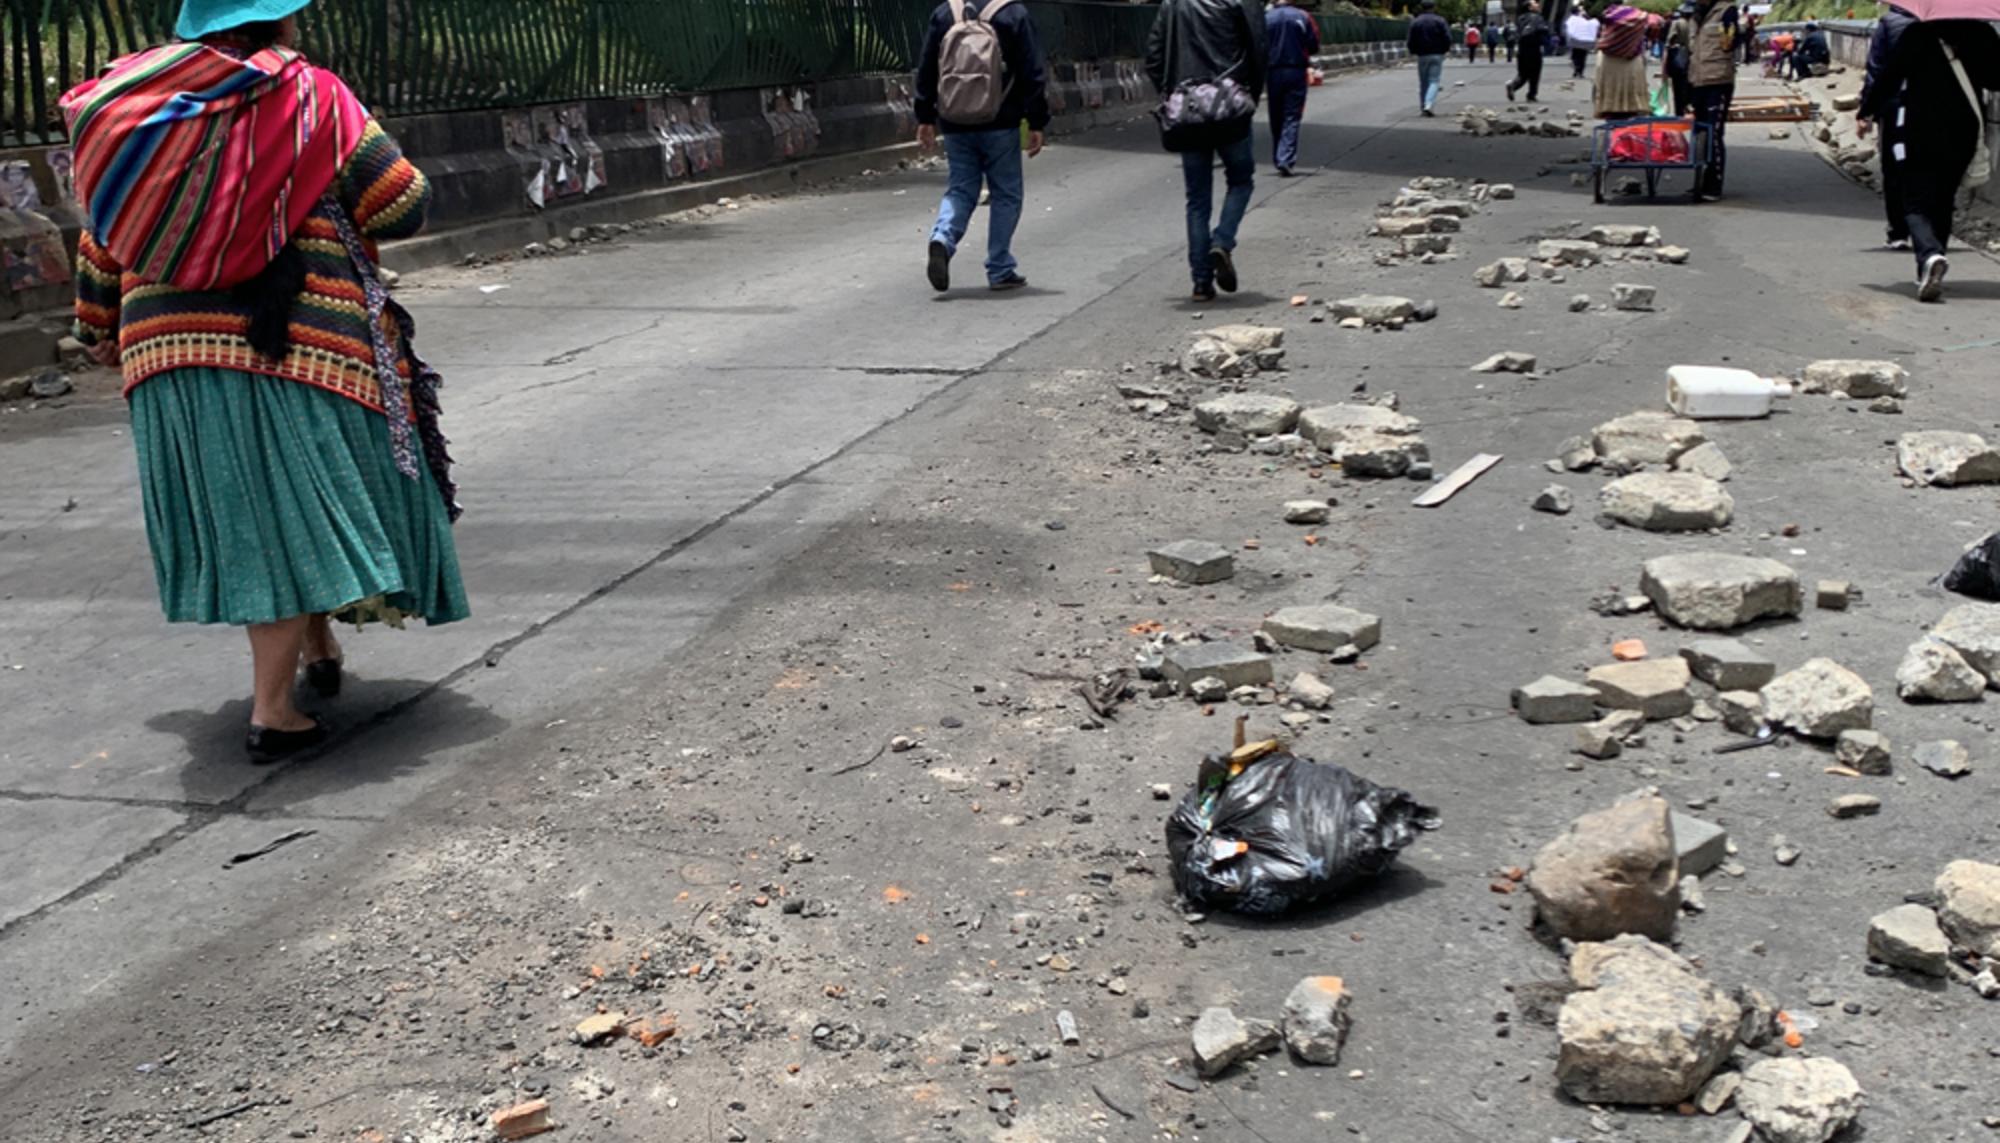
[1166,750,1438,916]
[1941,532,2000,601]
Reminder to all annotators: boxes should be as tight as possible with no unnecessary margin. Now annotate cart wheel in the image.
[1593,168,1606,204]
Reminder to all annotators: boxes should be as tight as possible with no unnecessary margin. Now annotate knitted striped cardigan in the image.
[74,118,430,414]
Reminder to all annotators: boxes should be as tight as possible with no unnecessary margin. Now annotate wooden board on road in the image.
[1729,96,1814,122]
[1412,453,1503,508]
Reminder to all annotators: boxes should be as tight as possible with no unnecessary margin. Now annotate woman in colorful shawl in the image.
[1593,5,1653,119]
[61,0,468,763]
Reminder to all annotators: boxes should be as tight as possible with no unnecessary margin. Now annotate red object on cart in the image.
[1608,121,1692,164]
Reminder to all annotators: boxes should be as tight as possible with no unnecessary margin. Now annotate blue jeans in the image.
[1268,67,1309,170]
[1416,53,1445,110]
[930,128,1024,284]
[1180,131,1255,287]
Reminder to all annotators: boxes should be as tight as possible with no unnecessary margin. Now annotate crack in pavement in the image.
[540,313,669,366]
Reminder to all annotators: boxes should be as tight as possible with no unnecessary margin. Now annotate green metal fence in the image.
[3,0,1404,146]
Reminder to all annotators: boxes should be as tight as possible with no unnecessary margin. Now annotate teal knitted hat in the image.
[176,0,311,40]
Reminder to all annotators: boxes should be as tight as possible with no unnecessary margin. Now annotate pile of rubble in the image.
[1468,223,1687,311]
[1867,860,2000,997]
[1459,105,1582,138]
[1370,175,1513,266]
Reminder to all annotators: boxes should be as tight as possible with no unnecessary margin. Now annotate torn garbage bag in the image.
[1167,741,1438,915]
[1940,532,2000,601]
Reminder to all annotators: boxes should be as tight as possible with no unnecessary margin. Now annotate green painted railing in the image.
[3,0,1404,146]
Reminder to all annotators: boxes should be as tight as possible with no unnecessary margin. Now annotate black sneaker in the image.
[1505,82,1518,100]
[1191,283,1218,303]
[989,272,1028,292]
[1209,247,1237,294]
[1919,254,1949,302]
[927,240,951,292]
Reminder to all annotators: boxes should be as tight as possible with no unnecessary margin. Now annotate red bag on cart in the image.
[1608,122,1691,163]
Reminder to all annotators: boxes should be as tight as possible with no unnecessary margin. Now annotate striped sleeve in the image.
[337,118,431,241]
[74,229,123,346]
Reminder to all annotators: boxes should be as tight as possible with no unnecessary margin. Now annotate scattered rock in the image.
[1528,797,1680,942]
[492,1098,555,1140]
[1770,125,1793,139]
[1558,435,1598,471]
[1490,183,1516,199]
[1671,811,1729,877]
[1164,643,1274,693]
[1834,729,1892,775]
[1401,233,1452,257]
[1374,216,1432,237]
[1735,1057,1865,1143]
[1183,337,1255,378]
[1928,603,2000,682]
[1261,604,1382,653]
[1556,935,1739,1105]
[1289,672,1335,709]
[1936,859,2000,957]
[1587,223,1660,247]
[1673,440,1733,482]
[1191,1007,1281,1077]
[1281,976,1352,1065]
[1804,359,1907,399]
[1761,658,1873,739]
[1718,690,1764,734]
[1283,499,1332,525]
[1869,395,1903,414]
[1586,658,1694,721]
[1568,294,1592,312]
[1898,431,2000,487]
[1599,472,1733,531]
[1897,637,1987,702]
[1592,411,1706,467]
[1815,580,1853,611]
[26,367,72,399]
[1194,394,1303,436]
[1679,639,1775,691]
[1914,739,1971,778]
[1148,540,1235,584]
[1640,552,1802,630]
[1514,675,1601,724]
[1828,793,1881,819]
[1474,257,1533,287]
[1868,903,1951,976]
[1574,718,1625,759]
[1328,296,1417,325]
[55,336,89,372]
[1202,324,1284,354]
[1498,290,1525,308]
[1533,485,1575,514]
[1611,283,1657,311]
[1472,350,1537,373]
[575,1011,628,1044]
[1539,239,1602,266]
[1656,245,1691,264]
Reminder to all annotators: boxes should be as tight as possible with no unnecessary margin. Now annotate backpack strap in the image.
[977,0,1015,20]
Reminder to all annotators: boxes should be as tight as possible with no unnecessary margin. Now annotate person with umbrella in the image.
[1859,3,2000,300]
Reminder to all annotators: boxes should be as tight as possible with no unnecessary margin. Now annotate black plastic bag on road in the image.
[1166,749,1439,916]
[1940,532,2000,601]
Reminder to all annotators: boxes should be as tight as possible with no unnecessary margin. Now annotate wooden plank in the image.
[1412,453,1503,508]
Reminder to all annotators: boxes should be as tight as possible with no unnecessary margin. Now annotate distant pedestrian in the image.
[1687,0,1738,200]
[1593,4,1651,119]
[60,0,469,763]
[1791,21,1830,80]
[1860,8,2000,301]
[1507,0,1549,101]
[1407,0,1452,116]
[915,0,1050,293]
[1265,0,1320,175]
[1465,23,1482,61]
[1565,6,1600,78]
[1504,21,1519,62]
[1487,24,1500,61]
[1663,2,1696,116]
[1862,4,1914,249]
[1147,0,1266,302]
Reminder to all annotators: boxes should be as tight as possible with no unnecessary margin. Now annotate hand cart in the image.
[1590,117,1716,203]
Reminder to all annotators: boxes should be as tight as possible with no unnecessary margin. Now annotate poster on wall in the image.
[506,105,606,209]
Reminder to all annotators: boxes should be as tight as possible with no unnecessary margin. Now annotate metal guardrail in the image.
[2,0,1406,146]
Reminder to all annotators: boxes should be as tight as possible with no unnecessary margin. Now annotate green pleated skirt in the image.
[130,368,470,628]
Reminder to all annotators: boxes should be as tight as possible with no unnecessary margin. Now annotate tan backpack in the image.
[937,0,1016,125]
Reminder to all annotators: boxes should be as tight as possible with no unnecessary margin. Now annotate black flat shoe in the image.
[246,716,328,765]
[989,273,1028,291]
[304,657,343,698]
[927,240,951,292]
[1191,284,1218,303]
[1208,248,1238,294]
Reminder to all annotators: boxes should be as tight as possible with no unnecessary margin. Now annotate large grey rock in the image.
[1640,553,1802,630]
[1586,659,1694,721]
[1896,637,1986,702]
[1149,540,1235,584]
[1328,295,1417,324]
[1539,239,1602,265]
[1195,394,1303,437]
[1761,658,1873,739]
[1804,359,1907,399]
[1201,324,1284,354]
[1928,603,2000,683]
[1936,859,2000,957]
[1163,643,1273,693]
[1868,903,1950,976]
[1182,336,1251,378]
[1670,812,1728,877]
[1679,639,1775,691]
[1280,976,1352,1065]
[1533,485,1575,514]
[1289,671,1335,709]
[1528,797,1680,942]
[1374,216,1432,237]
[1898,431,2000,487]
[1834,729,1892,775]
[1672,441,1733,482]
[1191,1007,1281,1077]
[1329,431,1430,477]
[1593,411,1706,467]
[1587,223,1659,247]
[1282,499,1332,525]
[1474,257,1532,287]
[1915,739,1972,779]
[1556,935,1739,1105]
[1599,472,1733,531]
[1298,403,1421,451]
[1736,1058,1865,1143]
[1261,604,1382,653]
[1515,675,1601,724]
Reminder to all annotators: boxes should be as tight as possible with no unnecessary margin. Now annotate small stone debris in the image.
[1057,1009,1080,1044]
[1298,404,1430,478]
[1936,859,2000,957]
[1641,552,1802,630]
[1556,935,1740,1105]
[1148,540,1235,584]
[1472,350,1537,373]
[1374,216,1433,237]
[1762,658,1873,739]
[1195,394,1303,436]
[1261,604,1382,653]
[1289,672,1335,710]
[1599,472,1733,532]
[1568,294,1592,312]
[1528,796,1680,942]
[1557,435,1598,471]
[1828,793,1882,819]
[1735,1058,1865,1143]
[1490,183,1516,199]
[56,336,89,372]
[1592,410,1706,467]
[1587,223,1661,248]
[1191,1007,1281,1077]
[1679,639,1775,691]
[1926,603,2000,681]
[1816,580,1853,611]
[1474,257,1533,287]
[890,735,919,753]
[1281,976,1352,1065]
[27,367,72,399]
[1914,739,1972,779]
[1868,903,1951,976]
[1869,395,1904,414]
[1533,485,1574,515]
[1834,729,1892,775]
[1770,125,1793,139]
[1898,637,1986,702]
[1673,440,1733,482]
[1586,658,1694,721]
[1898,431,2000,487]
[1656,245,1691,264]
[1328,295,1416,325]
[1151,782,1174,800]
[1671,811,1729,877]
[492,1098,555,1140]
[1773,838,1803,867]
[1804,359,1907,399]
[1539,239,1601,266]
[1611,283,1658,311]
[1573,719,1624,759]
[1696,1071,1742,1115]
[1498,290,1525,308]
[1189,676,1229,703]
[1283,499,1332,525]
[574,1011,627,1044]
[1401,233,1452,257]
[1164,643,1273,694]
[1514,675,1601,724]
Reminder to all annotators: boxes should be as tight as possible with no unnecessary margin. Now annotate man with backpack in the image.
[1406,0,1452,115]
[914,0,1049,293]
[1147,0,1266,302]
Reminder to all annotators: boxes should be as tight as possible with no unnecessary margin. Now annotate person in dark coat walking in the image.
[1860,9,2000,300]
[1687,0,1738,200]
[1507,0,1549,102]
[1147,0,1266,301]
[1504,21,1519,62]
[1265,0,1319,174]
[1407,0,1452,115]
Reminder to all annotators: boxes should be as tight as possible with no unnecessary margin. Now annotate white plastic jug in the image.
[1666,365,1794,420]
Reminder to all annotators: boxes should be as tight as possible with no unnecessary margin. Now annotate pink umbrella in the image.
[1898,0,2000,18]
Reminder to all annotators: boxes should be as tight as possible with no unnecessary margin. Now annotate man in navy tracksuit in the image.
[1264,0,1320,175]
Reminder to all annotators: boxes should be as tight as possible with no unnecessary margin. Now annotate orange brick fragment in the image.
[883,886,909,904]
[626,1014,679,1047]
[1612,639,1647,661]
[492,1099,553,1140]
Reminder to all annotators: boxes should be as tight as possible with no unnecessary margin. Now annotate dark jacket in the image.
[1408,12,1452,57]
[1147,0,1268,100]
[1861,10,2000,172]
[1794,28,1830,67]
[1515,12,1549,57]
[914,0,1051,134]
[1266,3,1321,72]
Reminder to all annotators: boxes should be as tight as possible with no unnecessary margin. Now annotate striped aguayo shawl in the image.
[59,43,367,291]
[1598,6,1651,58]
